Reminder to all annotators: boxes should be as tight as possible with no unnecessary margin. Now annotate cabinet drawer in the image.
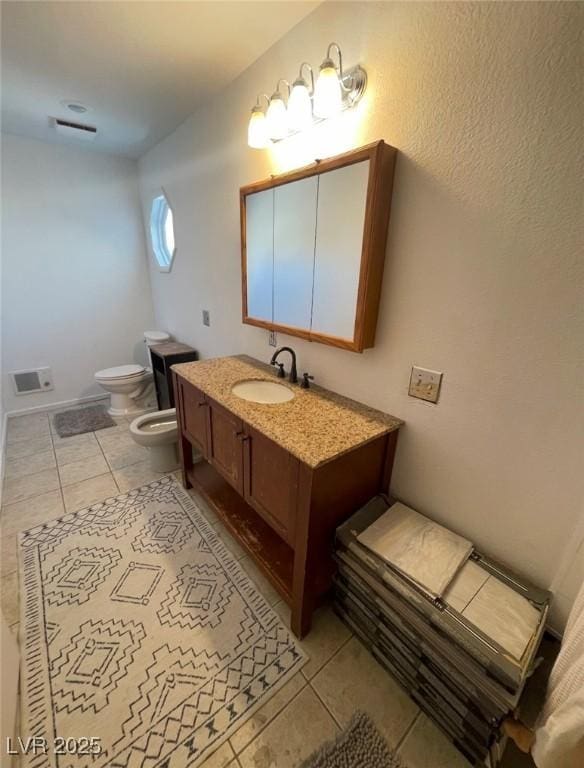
[180,381,209,456]
[243,426,299,546]
[207,399,245,494]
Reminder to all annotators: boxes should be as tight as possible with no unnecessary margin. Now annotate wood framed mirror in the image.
[240,140,397,352]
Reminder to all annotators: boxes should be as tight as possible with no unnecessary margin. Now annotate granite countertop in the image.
[172,355,403,468]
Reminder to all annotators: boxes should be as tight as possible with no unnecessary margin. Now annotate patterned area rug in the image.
[18,476,306,767]
[52,404,115,437]
[301,711,404,768]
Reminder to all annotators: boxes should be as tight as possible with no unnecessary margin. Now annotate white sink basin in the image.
[231,379,295,404]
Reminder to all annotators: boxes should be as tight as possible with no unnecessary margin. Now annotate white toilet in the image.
[95,364,152,416]
[129,407,178,472]
[95,330,170,416]
[127,329,181,472]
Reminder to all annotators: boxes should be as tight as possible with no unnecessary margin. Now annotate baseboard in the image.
[0,410,8,504]
[5,393,109,418]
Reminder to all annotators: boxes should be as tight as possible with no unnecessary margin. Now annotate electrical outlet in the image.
[202,310,210,327]
[269,331,277,347]
[408,366,443,403]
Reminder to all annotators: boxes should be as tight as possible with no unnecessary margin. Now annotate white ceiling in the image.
[1,1,319,158]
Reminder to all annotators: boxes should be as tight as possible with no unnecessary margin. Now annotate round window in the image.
[150,192,176,271]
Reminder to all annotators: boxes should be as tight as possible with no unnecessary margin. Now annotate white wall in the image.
[0,206,4,489]
[138,2,584,631]
[1,133,155,412]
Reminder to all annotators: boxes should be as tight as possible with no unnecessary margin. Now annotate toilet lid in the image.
[95,364,145,380]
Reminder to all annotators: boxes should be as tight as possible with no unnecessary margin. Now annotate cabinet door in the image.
[311,159,370,340]
[207,400,245,494]
[273,176,318,329]
[245,188,274,323]
[180,381,209,457]
[243,425,299,545]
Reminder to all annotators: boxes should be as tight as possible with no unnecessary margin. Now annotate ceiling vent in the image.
[54,117,97,142]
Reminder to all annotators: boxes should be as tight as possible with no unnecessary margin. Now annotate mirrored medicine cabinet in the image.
[240,140,397,352]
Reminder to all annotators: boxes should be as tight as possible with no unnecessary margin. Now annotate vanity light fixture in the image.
[313,46,343,118]
[246,42,366,148]
[288,63,314,132]
[265,80,290,140]
[247,94,270,149]
[314,43,366,118]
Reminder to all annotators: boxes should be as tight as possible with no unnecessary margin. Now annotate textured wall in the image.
[138,2,584,631]
[1,134,155,412]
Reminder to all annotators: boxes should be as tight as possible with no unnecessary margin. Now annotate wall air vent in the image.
[54,117,97,142]
[11,367,54,396]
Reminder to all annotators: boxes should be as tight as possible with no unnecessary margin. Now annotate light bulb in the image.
[247,106,268,149]
[266,93,288,140]
[288,79,313,132]
[313,60,342,118]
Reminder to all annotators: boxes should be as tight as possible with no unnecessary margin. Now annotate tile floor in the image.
[1,404,547,767]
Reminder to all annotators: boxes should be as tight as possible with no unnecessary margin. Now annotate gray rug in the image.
[53,403,115,436]
[302,711,403,768]
[18,476,306,767]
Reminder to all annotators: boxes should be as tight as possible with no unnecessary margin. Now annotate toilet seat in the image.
[95,364,146,381]
[129,408,177,446]
[129,408,178,472]
[137,416,177,434]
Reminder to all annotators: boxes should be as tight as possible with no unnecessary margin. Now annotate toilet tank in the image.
[144,330,171,347]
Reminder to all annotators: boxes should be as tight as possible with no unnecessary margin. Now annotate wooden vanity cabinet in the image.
[243,424,299,546]
[179,382,208,456]
[174,372,399,639]
[207,400,245,495]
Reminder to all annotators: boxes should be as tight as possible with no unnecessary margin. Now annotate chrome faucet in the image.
[270,346,298,384]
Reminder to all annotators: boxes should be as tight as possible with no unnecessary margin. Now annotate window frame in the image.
[149,189,176,272]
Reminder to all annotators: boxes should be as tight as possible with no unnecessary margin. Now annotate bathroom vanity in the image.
[172,355,402,637]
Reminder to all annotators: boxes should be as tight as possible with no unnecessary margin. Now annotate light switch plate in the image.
[268,331,277,347]
[202,310,210,327]
[409,366,443,403]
